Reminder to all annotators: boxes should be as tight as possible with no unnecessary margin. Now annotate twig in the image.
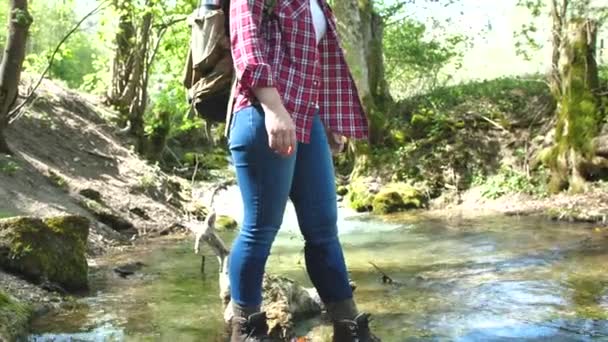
[8,1,111,124]
[86,149,115,161]
[191,154,200,187]
[369,261,395,284]
[469,112,510,133]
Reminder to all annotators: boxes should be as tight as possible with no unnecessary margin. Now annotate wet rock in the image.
[0,216,89,291]
[224,274,323,340]
[0,290,33,341]
[372,183,426,214]
[113,261,146,278]
[216,215,238,231]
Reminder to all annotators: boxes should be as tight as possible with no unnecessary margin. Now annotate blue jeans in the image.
[228,105,353,307]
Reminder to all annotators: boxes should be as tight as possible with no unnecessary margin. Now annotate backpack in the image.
[182,0,277,127]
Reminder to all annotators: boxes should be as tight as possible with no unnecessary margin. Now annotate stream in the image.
[27,187,608,341]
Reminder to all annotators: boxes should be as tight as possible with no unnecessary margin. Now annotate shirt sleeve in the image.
[230,0,274,89]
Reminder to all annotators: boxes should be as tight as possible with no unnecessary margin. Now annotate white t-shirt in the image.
[310,0,327,44]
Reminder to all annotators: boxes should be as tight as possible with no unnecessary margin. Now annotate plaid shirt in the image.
[230,0,368,143]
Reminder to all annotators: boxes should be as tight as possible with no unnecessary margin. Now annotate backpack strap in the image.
[224,74,237,138]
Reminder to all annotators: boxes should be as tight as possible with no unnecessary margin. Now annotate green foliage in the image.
[18,0,103,89]
[473,165,548,199]
[382,11,468,98]
[0,156,20,176]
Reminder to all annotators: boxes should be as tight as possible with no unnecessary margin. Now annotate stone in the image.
[0,216,89,291]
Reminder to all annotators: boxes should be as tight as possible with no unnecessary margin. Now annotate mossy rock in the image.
[0,216,89,291]
[372,183,425,215]
[216,215,238,231]
[346,178,375,212]
[0,291,32,341]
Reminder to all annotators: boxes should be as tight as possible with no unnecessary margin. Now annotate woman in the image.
[227,0,380,341]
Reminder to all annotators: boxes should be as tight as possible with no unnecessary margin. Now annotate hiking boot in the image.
[230,311,272,342]
[332,313,381,342]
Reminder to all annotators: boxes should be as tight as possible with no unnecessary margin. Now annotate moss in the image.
[346,178,375,212]
[0,291,33,341]
[0,156,20,176]
[47,170,68,191]
[216,215,238,231]
[547,21,605,193]
[0,216,89,291]
[372,183,425,215]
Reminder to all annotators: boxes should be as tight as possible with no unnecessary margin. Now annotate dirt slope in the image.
[0,79,191,255]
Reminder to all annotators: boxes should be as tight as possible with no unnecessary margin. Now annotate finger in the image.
[278,131,290,156]
[288,128,297,155]
[268,132,281,153]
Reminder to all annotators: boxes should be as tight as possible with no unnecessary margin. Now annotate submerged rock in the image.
[0,291,33,341]
[224,274,323,339]
[0,215,89,291]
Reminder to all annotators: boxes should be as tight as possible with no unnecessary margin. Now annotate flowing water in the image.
[27,188,608,341]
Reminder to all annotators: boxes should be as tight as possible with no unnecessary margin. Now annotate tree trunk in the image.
[332,0,388,145]
[549,0,569,98]
[108,0,136,112]
[107,0,154,153]
[0,0,32,155]
[332,0,389,178]
[549,19,601,193]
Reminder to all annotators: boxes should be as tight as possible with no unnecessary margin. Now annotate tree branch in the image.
[7,0,110,124]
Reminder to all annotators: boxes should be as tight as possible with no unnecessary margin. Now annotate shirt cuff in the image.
[240,63,274,89]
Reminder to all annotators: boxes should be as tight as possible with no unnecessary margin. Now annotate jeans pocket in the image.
[229,106,256,153]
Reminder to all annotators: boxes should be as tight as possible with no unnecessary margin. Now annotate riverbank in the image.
[0,79,214,340]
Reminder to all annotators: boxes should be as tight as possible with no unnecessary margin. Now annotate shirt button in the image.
[313,81,319,86]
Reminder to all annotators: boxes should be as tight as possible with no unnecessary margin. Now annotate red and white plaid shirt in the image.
[230,0,368,143]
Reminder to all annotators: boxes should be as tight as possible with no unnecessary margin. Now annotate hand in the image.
[264,105,296,157]
[326,128,346,155]
[253,87,297,157]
